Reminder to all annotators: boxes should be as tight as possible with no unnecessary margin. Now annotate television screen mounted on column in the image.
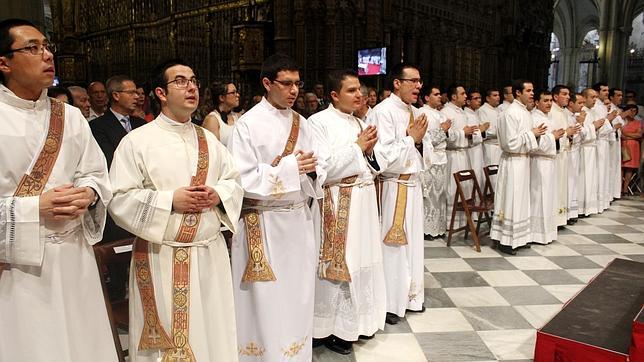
[357,47,387,76]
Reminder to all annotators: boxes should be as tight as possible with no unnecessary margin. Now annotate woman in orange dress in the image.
[621,105,642,194]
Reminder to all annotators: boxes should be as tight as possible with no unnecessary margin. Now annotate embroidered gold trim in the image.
[238,342,266,357]
[3,99,65,277]
[318,175,358,282]
[133,239,173,350]
[134,125,209,357]
[282,336,307,358]
[242,111,300,282]
[383,174,411,245]
[14,99,65,197]
[241,211,277,282]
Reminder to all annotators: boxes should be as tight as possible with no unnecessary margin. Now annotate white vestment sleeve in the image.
[0,195,41,266]
[108,136,174,242]
[229,121,303,200]
[311,119,366,180]
[210,142,243,234]
[72,117,112,245]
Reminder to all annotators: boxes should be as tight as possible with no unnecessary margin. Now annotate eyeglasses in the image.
[398,78,423,86]
[167,76,200,89]
[273,79,304,88]
[2,42,57,56]
[224,90,240,95]
[115,90,139,96]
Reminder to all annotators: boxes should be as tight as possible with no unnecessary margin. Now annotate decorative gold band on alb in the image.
[383,174,412,245]
[2,99,66,277]
[134,126,209,359]
[241,111,301,283]
[14,99,65,197]
[133,238,173,350]
[318,175,358,282]
[163,247,196,361]
[241,210,277,282]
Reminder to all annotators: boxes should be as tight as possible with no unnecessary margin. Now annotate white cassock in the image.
[498,100,513,113]
[366,93,429,316]
[490,100,538,248]
[609,103,624,199]
[229,98,326,362]
[592,99,613,211]
[309,104,386,341]
[564,108,582,219]
[419,105,448,237]
[549,103,569,226]
[465,107,485,189]
[0,86,116,361]
[109,114,243,362]
[441,102,472,230]
[530,109,558,244]
[579,106,599,215]
[478,102,502,168]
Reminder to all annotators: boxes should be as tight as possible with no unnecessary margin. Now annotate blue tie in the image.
[121,117,132,132]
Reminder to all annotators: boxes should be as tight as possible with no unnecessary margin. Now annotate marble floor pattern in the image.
[312,196,644,362]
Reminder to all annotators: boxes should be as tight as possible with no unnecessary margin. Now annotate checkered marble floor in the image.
[313,196,644,362]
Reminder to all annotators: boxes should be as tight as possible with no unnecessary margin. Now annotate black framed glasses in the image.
[115,90,139,96]
[2,42,57,56]
[167,76,200,89]
[224,90,240,95]
[273,79,304,88]
[398,78,423,86]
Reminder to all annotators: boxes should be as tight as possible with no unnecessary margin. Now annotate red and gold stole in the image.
[1,99,65,275]
[133,126,209,361]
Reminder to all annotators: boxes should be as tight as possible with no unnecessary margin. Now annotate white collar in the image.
[0,83,49,110]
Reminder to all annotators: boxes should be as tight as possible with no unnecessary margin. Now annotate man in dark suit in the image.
[91,75,146,169]
[90,75,146,298]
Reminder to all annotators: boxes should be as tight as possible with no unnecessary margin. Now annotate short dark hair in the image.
[502,84,513,94]
[592,82,608,92]
[260,53,299,82]
[327,69,358,95]
[535,89,552,101]
[106,74,134,104]
[625,89,636,97]
[47,87,73,104]
[0,18,38,83]
[485,88,499,98]
[150,58,191,104]
[608,87,622,99]
[512,79,531,98]
[446,83,465,101]
[420,84,440,99]
[570,93,583,103]
[388,63,418,90]
[551,84,569,96]
[467,88,481,98]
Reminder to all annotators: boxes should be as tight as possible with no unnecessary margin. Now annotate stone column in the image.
[598,0,630,87]
[560,46,581,87]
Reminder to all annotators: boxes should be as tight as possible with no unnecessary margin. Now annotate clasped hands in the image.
[407,113,428,144]
[356,124,378,155]
[173,185,220,213]
[39,184,96,221]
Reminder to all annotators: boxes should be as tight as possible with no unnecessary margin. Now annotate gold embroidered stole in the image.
[133,126,209,361]
[318,175,358,282]
[1,99,65,275]
[383,107,416,245]
[241,111,300,282]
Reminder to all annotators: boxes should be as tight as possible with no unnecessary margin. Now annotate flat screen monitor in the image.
[357,47,387,76]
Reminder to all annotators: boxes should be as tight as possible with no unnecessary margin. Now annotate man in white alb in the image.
[309,69,386,355]
[564,94,585,224]
[478,88,502,169]
[490,80,545,255]
[229,54,326,361]
[0,18,116,361]
[109,60,243,361]
[366,63,429,325]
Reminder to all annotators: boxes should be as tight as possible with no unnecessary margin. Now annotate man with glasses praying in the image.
[0,18,116,361]
[366,63,430,325]
[108,59,243,361]
[229,53,326,361]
